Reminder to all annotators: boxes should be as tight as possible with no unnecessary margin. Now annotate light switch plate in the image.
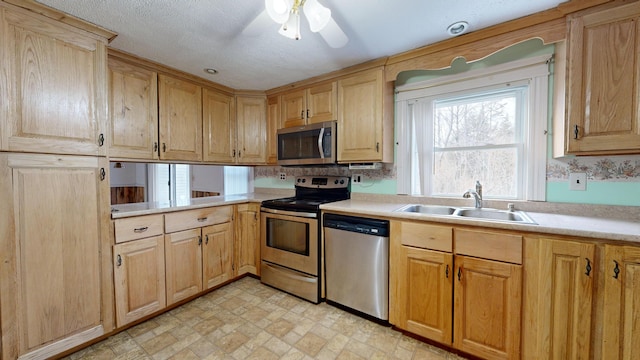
[569,172,587,191]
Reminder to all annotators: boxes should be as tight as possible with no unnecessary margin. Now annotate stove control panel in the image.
[295,176,350,189]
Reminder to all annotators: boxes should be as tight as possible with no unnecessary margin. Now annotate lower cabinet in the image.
[522,237,595,359]
[164,206,234,305]
[396,245,453,343]
[391,222,522,360]
[601,245,640,360]
[203,222,235,289]
[165,228,204,305]
[235,203,260,276]
[113,235,166,327]
[0,153,113,360]
[453,255,522,359]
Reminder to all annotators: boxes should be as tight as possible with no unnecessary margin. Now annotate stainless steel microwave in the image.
[277,121,337,166]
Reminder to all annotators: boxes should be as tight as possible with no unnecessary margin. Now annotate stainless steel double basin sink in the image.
[394,204,537,224]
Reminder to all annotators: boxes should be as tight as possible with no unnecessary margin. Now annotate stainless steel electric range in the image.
[260,175,350,303]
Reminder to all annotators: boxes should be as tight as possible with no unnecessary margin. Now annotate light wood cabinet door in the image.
[266,95,281,164]
[203,88,236,163]
[113,235,166,327]
[601,245,640,360]
[566,2,640,154]
[165,229,203,305]
[337,69,384,162]
[108,57,159,160]
[202,222,234,289]
[453,255,522,360]
[396,245,453,343]
[235,203,260,276]
[0,153,112,359]
[281,89,307,128]
[280,83,336,128]
[523,238,595,360]
[158,74,203,161]
[236,96,266,164]
[0,6,108,156]
[307,82,337,124]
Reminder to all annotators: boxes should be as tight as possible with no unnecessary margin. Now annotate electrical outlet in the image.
[352,174,364,184]
[279,172,287,181]
[569,172,587,191]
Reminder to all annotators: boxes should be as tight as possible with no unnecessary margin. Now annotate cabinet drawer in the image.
[454,229,522,264]
[165,206,233,233]
[398,221,452,252]
[115,214,164,243]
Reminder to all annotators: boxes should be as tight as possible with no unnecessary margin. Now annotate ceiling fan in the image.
[243,0,349,48]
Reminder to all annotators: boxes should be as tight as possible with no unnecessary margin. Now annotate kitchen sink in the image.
[453,208,537,224]
[394,204,457,215]
[394,204,537,224]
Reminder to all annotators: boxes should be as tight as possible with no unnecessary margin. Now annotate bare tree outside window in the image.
[432,88,524,198]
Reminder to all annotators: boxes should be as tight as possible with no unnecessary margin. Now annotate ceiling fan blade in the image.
[242,9,273,37]
[318,17,348,48]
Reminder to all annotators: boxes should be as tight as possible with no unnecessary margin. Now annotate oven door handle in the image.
[263,262,317,283]
[318,127,325,159]
[260,207,317,218]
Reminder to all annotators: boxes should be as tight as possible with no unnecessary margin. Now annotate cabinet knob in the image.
[205,235,209,245]
[162,143,166,152]
[98,133,105,147]
[445,264,449,278]
[457,267,462,281]
[99,168,106,181]
[574,124,579,139]
[613,260,620,279]
[116,254,122,267]
[153,142,158,152]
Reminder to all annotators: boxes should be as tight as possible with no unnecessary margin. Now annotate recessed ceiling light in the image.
[204,68,218,75]
[447,21,469,36]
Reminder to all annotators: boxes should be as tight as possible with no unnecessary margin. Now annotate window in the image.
[396,55,549,201]
[148,164,191,204]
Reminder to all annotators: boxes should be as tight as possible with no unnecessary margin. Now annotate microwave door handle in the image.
[318,127,325,159]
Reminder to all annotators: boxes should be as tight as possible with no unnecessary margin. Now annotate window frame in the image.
[395,55,550,201]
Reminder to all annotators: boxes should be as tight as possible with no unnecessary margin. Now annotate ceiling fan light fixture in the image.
[447,21,469,36]
[265,0,293,24]
[303,0,331,32]
[279,10,301,40]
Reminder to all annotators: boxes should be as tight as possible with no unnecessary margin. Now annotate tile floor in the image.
[63,277,467,359]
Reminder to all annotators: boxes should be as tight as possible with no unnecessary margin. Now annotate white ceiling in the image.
[36,0,567,91]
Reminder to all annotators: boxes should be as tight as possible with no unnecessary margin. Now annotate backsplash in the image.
[547,155,640,181]
[255,155,640,206]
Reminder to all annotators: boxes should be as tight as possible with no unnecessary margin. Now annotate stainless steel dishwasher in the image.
[323,213,389,321]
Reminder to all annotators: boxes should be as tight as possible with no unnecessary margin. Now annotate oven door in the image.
[260,208,318,276]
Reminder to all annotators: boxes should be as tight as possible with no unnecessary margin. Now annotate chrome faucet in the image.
[463,180,483,208]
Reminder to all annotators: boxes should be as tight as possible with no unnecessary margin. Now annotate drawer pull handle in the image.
[116,254,122,267]
[205,235,209,245]
[445,264,449,278]
[585,257,592,276]
[574,124,579,139]
[457,267,462,281]
[613,260,620,279]
[133,227,148,233]
[197,217,208,222]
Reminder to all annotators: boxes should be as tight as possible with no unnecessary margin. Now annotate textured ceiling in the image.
[36,0,567,91]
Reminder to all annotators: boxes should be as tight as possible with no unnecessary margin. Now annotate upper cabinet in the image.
[0,4,110,156]
[235,95,267,164]
[337,67,394,163]
[158,74,203,161]
[203,88,235,163]
[266,95,280,164]
[281,82,337,128]
[108,57,159,160]
[565,2,640,155]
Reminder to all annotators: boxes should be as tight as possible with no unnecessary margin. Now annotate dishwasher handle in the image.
[323,213,389,237]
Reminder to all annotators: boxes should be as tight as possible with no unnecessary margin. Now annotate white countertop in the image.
[110,193,283,219]
[320,199,640,244]
[111,192,640,244]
